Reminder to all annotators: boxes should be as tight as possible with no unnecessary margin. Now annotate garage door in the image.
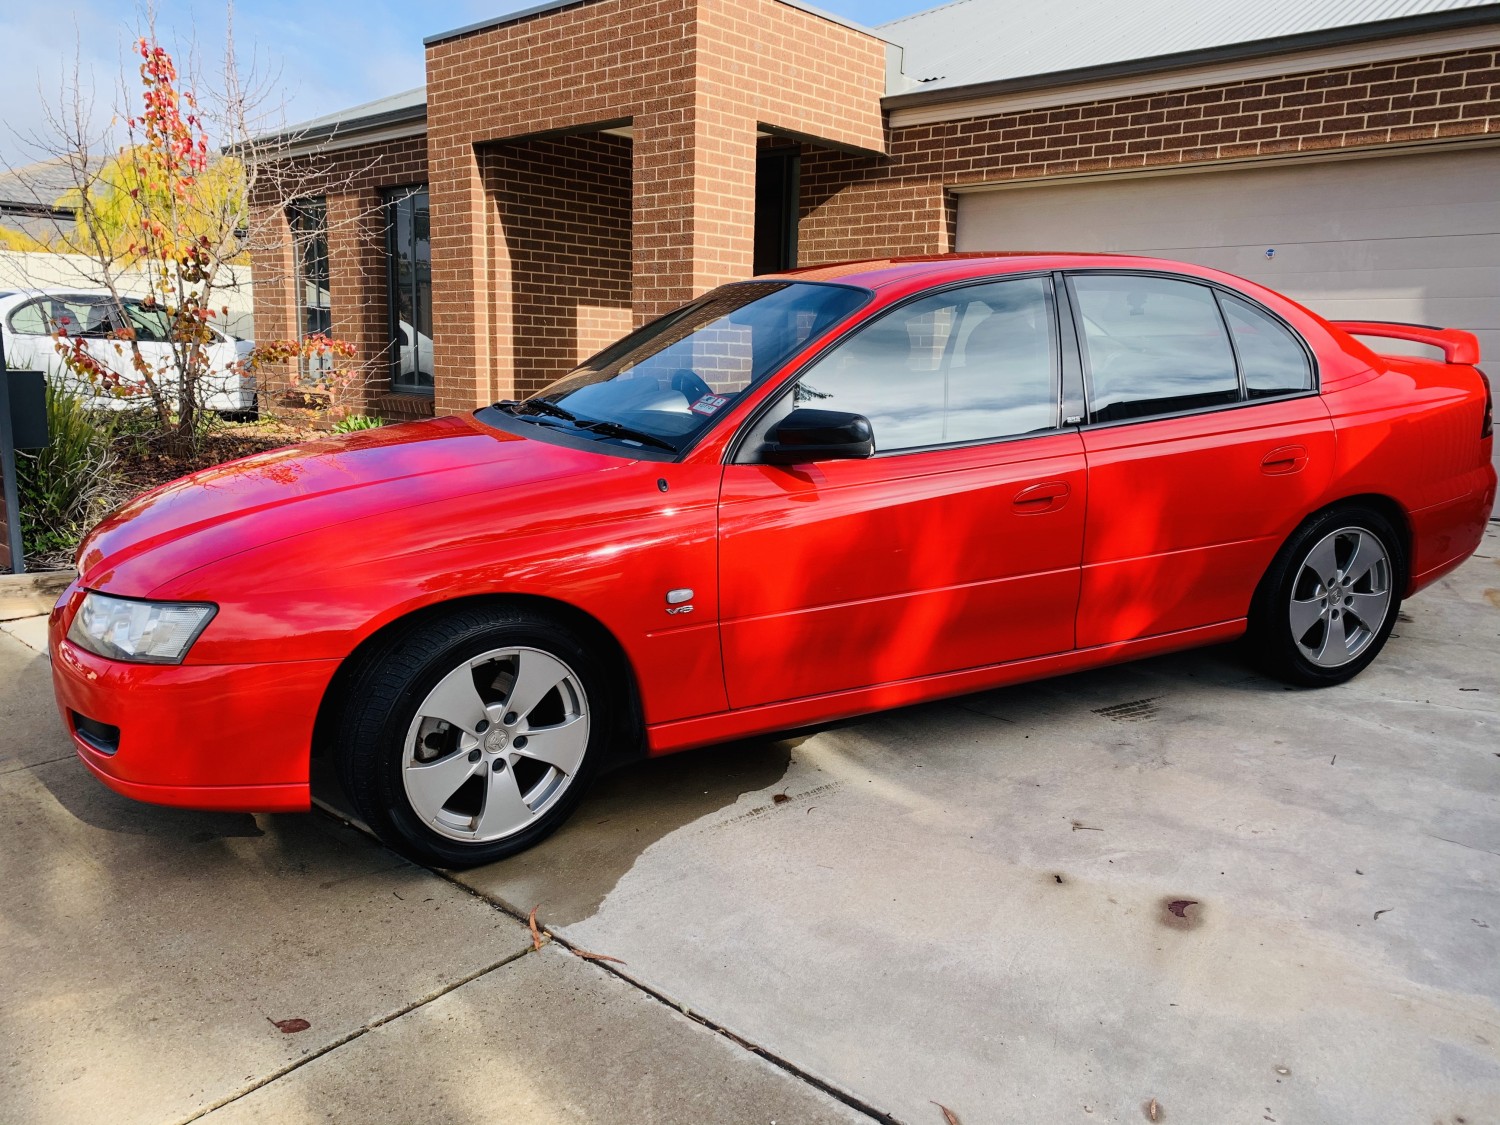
[956,146,1500,364]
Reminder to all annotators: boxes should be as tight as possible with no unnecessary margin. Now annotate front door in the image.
[719,275,1087,709]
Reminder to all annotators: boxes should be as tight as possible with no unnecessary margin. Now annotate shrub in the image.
[332,414,385,434]
[14,385,121,569]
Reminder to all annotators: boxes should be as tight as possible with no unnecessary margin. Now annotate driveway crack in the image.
[178,946,529,1124]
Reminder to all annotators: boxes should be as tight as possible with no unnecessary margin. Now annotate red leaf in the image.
[269,1017,310,1034]
[528,905,545,951]
[932,1102,961,1125]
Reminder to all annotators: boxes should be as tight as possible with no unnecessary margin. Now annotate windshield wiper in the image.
[494,399,676,453]
[576,420,678,453]
[496,397,580,424]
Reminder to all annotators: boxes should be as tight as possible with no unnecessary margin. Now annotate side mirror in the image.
[762,408,874,464]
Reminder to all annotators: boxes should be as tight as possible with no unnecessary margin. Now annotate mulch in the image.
[112,421,320,496]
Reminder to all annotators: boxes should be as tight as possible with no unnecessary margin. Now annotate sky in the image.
[0,0,935,173]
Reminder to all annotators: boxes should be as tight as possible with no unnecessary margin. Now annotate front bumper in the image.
[49,594,340,813]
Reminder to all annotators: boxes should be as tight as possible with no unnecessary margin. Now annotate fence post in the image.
[0,369,49,576]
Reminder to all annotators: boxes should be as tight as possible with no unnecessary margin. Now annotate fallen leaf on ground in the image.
[574,947,627,965]
[1146,1096,1161,1121]
[931,1101,961,1124]
[772,792,789,804]
[1373,908,1393,920]
[268,1017,310,1034]
[528,905,545,951]
[1071,819,1103,831]
[1166,900,1198,918]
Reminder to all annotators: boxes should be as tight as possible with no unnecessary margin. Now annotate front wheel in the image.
[336,608,608,867]
[1248,505,1404,687]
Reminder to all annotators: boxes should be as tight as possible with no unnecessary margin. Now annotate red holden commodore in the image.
[50,254,1496,866]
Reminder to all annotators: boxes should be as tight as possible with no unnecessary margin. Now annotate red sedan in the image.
[50,255,1496,866]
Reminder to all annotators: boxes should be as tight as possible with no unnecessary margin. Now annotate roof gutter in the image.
[882,3,1500,110]
[243,102,429,154]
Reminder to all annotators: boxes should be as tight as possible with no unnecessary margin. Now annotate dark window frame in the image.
[384,185,432,396]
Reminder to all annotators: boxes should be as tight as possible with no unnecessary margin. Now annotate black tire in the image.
[1248,504,1405,687]
[336,606,610,867]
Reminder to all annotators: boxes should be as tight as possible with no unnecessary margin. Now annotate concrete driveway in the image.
[3,525,1498,1124]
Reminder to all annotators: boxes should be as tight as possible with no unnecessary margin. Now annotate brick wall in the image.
[423,0,888,415]
[484,133,634,397]
[799,46,1500,264]
[248,134,430,419]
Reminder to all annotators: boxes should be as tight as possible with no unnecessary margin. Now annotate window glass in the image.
[787,276,1057,452]
[125,301,170,343]
[385,187,431,394]
[290,198,331,379]
[8,300,51,335]
[511,282,866,453]
[1072,274,1238,422]
[1219,292,1312,397]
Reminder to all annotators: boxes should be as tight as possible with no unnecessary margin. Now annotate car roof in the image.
[770,252,1244,291]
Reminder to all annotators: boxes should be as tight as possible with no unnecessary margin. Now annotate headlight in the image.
[66,592,217,665]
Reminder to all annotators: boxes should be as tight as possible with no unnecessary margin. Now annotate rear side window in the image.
[1219,293,1312,397]
[789,275,1058,453]
[1071,274,1238,422]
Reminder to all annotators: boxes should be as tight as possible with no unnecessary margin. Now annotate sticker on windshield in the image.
[690,393,729,417]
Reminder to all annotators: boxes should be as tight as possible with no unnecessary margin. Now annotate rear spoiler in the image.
[1332,320,1481,365]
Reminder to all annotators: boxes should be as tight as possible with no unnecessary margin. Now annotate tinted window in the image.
[1072,275,1238,422]
[788,276,1058,452]
[1219,292,1312,397]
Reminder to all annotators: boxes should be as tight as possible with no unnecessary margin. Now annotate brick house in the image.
[250,0,1500,420]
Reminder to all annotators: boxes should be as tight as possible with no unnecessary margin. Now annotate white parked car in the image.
[0,288,254,413]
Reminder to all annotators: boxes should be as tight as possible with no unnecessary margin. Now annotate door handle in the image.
[1261,445,1309,475]
[1012,480,1071,513]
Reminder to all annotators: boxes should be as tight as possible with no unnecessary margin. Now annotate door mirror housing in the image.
[761,408,875,464]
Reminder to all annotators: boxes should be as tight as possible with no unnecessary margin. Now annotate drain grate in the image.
[1092,697,1162,723]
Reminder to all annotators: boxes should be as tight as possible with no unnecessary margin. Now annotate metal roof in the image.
[879,0,1500,95]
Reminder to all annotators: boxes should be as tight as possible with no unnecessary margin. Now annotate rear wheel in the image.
[336,607,608,867]
[1248,505,1404,687]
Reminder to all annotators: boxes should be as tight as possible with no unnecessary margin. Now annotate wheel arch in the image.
[1258,492,1413,607]
[310,593,648,775]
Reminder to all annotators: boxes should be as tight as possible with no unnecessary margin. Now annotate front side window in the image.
[385,187,432,394]
[786,276,1059,453]
[490,281,868,454]
[1072,274,1239,423]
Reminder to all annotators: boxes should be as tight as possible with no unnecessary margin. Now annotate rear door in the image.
[719,274,1087,709]
[1067,271,1335,648]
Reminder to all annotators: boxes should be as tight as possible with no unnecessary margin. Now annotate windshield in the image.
[496,281,868,453]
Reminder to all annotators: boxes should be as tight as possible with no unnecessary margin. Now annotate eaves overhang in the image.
[882,3,1500,112]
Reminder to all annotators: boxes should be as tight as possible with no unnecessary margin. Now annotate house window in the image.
[289,198,330,379]
[385,187,432,394]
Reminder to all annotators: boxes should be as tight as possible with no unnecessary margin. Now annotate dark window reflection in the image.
[385,187,432,394]
[1219,292,1312,397]
[790,276,1058,452]
[1072,274,1238,422]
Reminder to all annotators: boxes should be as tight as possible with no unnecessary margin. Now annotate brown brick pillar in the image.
[632,111,758,324]
[431,145,505,415]
[325,189,389,415]
[247,199,297,402]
